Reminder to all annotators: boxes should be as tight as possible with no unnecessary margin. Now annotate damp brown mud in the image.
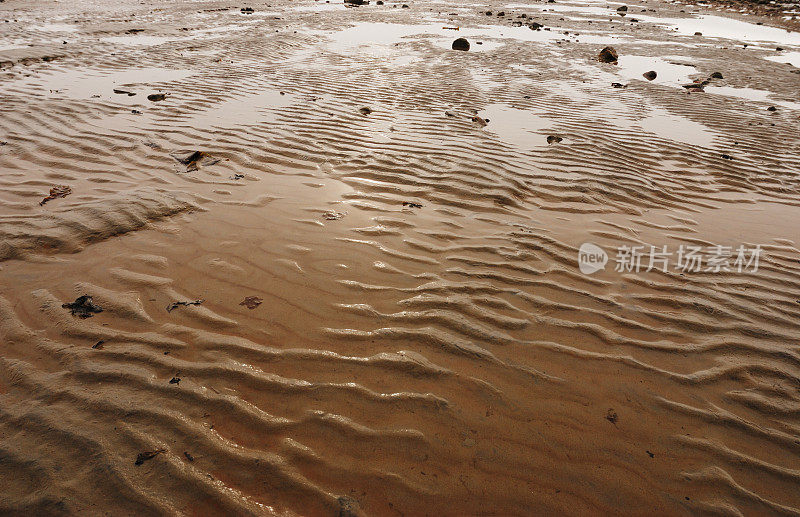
[1,0,800,514]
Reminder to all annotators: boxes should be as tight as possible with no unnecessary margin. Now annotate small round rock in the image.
[452,37,470,51]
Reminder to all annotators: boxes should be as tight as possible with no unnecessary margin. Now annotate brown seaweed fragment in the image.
[62,295,103,318]
[40,185,72,206]
[240,296,263,309]
[135,448,166,466]
[166,299,204,312]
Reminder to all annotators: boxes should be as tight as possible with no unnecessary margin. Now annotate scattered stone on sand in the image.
[170,150,220,172]
[611,82,627,88]
[131,109,142,115]
[345,0,369,5]
[169,376,181,384]
[721,153,734,160]
[241,7,254,13]
[646,450,655,458]
[135,449,166,466]
[62,295,103,318]
[322,210,346,220]
[402,201,423,208]
[617,5,628,11]
[166,299,204,312]
[147,93,166,102]
[183,452,194,462]
[776,47,784,51]
[471,115,488,126]
[767,106,777,112]
[642,70,657,81]
[598,46,618,64]
[231,173,244,180]
[240,296,263,309]
[710,71,723,79]
[547,135,563,144]
[606,408,618,424]
[445,110,456,117]
[529,22,544,30]
[485,10,492,15]
[125,28,145,34]
[452,37,470,51]
[496,11,505,16]
[401,3,409,7]
[113,88,136,96]
[40,185,72,206]
[694,31,702,36]
[359,106,372,115]
[92,340,105,349]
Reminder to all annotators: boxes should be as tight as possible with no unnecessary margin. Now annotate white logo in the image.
[578,242,608,274]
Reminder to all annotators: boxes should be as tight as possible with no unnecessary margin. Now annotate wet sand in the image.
[2,0,800,514]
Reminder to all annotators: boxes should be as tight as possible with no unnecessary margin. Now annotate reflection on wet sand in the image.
[1,0,800,514]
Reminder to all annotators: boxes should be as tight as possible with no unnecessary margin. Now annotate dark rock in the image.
[402,201,423,208]
[62,295,103,318]
[767,106,777,111]
[616,5,628,11]
[694,31,702,35]
[485,10,492,15]
[606,408,618,424]
[401,3,409,7]
[169,377,181,384]
[471,116,488,126]
[611,82,627,88]
[598,46,618,63]
[776,46,784,51]
[710,71,723,79]
[721,153,733,160]
[547,135,562,144]
[240,7,254,13]
[452,37,470,51]
[642,70,657,81]
[359,106,372,115]
[147,93,166,102]
[529,22,543,30]
[113,88,136,96]
[497,11,505,16]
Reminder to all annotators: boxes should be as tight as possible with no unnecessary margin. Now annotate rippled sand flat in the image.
[1,0,800,514]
